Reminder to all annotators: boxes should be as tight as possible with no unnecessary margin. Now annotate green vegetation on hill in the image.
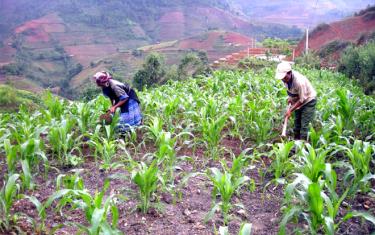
[338,40,375,95]
[0,85,42,112]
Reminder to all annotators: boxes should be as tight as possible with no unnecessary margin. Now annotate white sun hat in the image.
[275,61,292,80]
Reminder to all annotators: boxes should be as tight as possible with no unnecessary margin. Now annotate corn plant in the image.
[308,125,332,149]
[41,91,65,121]
[7,111,46,145]
[243,100,274,144]
[104,115,119,141]
[281,170,375,235]
[131,161,159,213]
[48,119,81,166]
[144,116,164,143]
[56,169,84,190]
[4,139,18,174]
[44,180,121,234]
[337,140,375,195]
[335,89,356,131]
[74,102,94,136]
[269,141,295,185]
[162,96,181,130]
[89,136,117,169]
[297,143,330,183]
[0,174,20,232]
[21,194,54,234]
[221,151,252,184]
[201,115,227,160]
[206,168,249,225]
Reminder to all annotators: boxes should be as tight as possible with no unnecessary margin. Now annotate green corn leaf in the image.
[239,223,252,235]
[323,216,334,235]
[307,183,324,218]
[22,195,46,219]
[89,208,105,234]
[219,226,229,235]
[343,211,375,225]
[204,203,221,223]
[4,173,20,210]
[21,159,32,189]
[278,207,301,235]
[111,203,119,228]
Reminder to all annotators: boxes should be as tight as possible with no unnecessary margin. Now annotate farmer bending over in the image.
[94,71,142,132]
[275,62,317,140]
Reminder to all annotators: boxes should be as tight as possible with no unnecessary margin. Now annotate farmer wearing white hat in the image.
[275,62,317,140]
[94,71,142,132]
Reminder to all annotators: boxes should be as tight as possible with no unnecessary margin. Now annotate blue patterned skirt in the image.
[117,99,142,132]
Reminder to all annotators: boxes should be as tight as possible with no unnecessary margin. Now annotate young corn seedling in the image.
[280,174,324,235]
[4,139,18,174]
[20,194,57,234]
[335,89,356,131]
[44,180,121,234]
[49,119,81,166]
[56,169,84,190]
[280,166,375,235]
[221,150,252,185]
[89,136,117,169]
[19,138,48,190]
[206,168,249,225]
[41,91,65,121]
[269,141,295,185]
[201,115,227,160]
[0,174,20,232]
[75,102,94,136]
[132,161,159,213]
[144,116,164,143]
[337,140,375,195]
[297,143,330,183]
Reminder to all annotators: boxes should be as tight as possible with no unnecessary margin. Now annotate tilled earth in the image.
[0,135,374,235]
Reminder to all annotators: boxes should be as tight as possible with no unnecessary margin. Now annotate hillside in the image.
[0,84,42,112]
[228,0,374,27]
[295,6,375,62]
[70,30,254,91]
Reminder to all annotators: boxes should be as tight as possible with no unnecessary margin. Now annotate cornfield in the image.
[0,67,374,234]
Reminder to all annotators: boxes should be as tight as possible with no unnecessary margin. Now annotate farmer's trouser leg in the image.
[294,99,316,140]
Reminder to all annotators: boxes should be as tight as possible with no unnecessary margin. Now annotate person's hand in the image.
[109,106,116,113]
[287,97,293,105]
[285,109,292,119]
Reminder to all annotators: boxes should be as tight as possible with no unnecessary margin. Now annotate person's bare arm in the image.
[109,98,128,113]
[285,100,303,119]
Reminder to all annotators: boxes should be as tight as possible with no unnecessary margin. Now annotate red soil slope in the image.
[295,14,375,57]
[14,13,65,43]
[157,7,254,42]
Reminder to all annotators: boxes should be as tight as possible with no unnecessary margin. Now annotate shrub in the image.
[338,41,375,95]
[177,51,211,80]
[318,40,351,57]
[238,57,276,71]
[295,52,321,69]
[133,53,166,90]
[0,63,23,75]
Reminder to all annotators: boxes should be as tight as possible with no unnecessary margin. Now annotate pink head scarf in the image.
[93,71,112,86]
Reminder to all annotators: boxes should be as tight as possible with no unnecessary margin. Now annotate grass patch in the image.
[0,85,42,112]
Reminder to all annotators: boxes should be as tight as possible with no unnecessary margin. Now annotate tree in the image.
[133,53,165,90]
[177,51,211,80]
[338,41,375,95]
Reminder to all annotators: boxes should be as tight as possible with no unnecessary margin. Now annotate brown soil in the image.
[0,135,373,234]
